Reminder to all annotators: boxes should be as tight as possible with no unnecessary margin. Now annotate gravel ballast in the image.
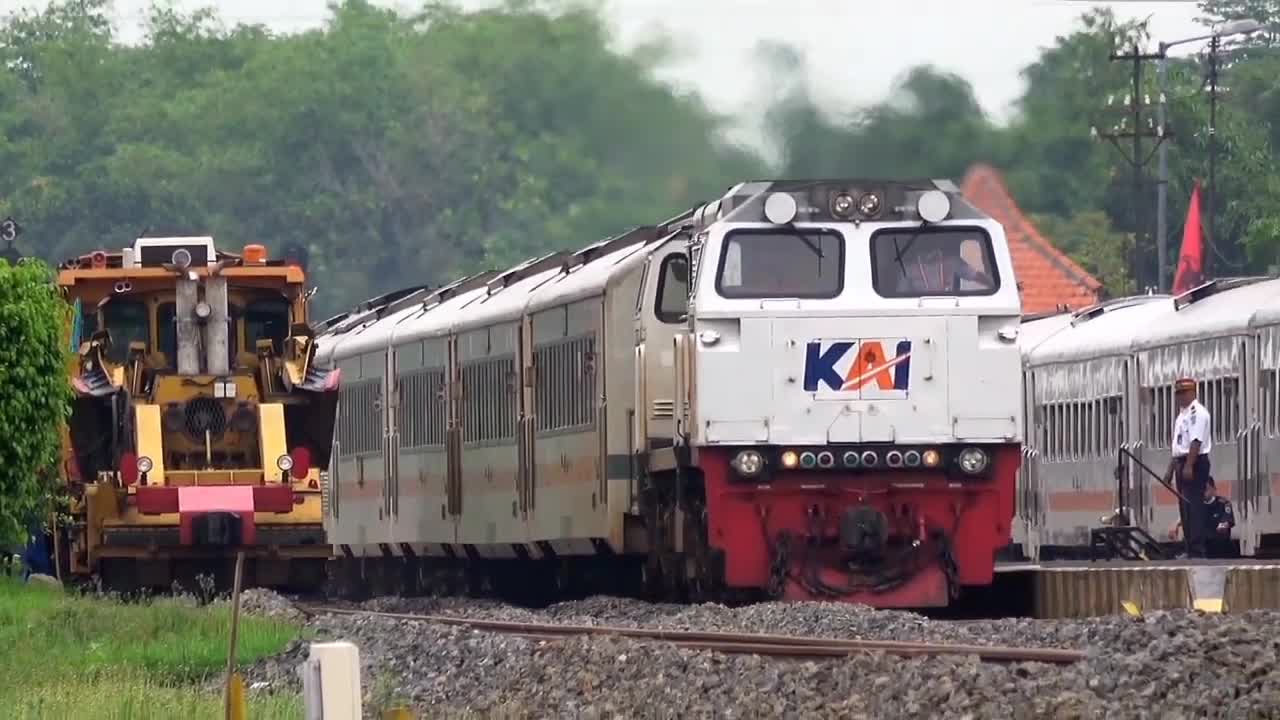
[240,593,1280,719]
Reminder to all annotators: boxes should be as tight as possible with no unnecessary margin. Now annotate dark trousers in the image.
[1175,455,1211,557]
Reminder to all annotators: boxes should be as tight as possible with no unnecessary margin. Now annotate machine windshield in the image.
[101,300,150,363]
[716,229,843,299]
[871,228,999,297]
[244,299,290,354]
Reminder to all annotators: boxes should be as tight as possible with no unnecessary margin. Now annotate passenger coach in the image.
[1015,278,1280,560]
[317,178,1026,608]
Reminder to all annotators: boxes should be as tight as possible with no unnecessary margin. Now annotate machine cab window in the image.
[101,300,150,363]
[715,229,843,299]
[870,228,999,297]
[244,299,290,354]
[654,254,689,323]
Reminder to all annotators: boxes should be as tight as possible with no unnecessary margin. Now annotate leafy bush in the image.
[0,257,71,544]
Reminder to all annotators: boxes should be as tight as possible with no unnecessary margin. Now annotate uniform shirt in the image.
[1172,398,1212,457]
[1205,496,1234,531]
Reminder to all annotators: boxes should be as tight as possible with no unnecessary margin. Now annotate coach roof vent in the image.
[1173,276,1270,311]
[419,270,499,310]
[485,251,569,295]
[1070,294,1169,325]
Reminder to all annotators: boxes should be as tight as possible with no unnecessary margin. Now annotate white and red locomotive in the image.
[316,178,1024,608]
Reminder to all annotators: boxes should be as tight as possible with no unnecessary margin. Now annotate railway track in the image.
[299,605,1087,665]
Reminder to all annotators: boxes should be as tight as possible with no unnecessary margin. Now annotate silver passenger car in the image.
[1016,278,1280,559]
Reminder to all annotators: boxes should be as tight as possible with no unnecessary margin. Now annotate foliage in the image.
[0,258,70,544]
[1032,211,1136,296]
[3,0,1280,308]
[0,0,765,316]
[760,5,1280,293]
[0,576,301,717]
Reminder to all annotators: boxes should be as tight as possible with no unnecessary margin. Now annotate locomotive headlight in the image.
[799,451,817,469]
[136,456,153,473]
[830,192,855,218]
[195,301,212,320]
[780,450,799,469]
[958,447,989,475]
[276,454,294,472]
[171,248,192,269]
[731,450,764,478]
[917,189,952,223]
[857,192,882,217]
[922,450,941,468]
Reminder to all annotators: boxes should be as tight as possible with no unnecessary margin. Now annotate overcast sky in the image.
[14,0,1217,150]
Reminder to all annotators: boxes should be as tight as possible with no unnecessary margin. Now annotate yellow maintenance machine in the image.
[56,235,339,592]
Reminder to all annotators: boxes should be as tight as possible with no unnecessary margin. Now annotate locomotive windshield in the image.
[870,228,999,298]
[715,229,843,299]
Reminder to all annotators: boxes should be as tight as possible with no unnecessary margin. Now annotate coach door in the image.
[1241,330,1270,554]
[1117,358,1148,531]
[1018,368,1043,560]
[445,334,463,524]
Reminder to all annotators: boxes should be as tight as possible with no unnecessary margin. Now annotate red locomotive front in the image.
[669,180,1025,608]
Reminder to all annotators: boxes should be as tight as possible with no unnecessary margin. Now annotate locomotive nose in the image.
[839,505,889,559]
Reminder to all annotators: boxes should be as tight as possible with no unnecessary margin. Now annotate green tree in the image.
[1032,211,1136,296]
[0,258,71,544]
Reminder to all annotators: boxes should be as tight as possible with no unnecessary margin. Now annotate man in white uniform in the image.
[1163,377,1212,558]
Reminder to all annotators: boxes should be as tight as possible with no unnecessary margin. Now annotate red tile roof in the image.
[960,163,1103,315]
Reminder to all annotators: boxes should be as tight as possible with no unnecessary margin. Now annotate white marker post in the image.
[300,641,363,720]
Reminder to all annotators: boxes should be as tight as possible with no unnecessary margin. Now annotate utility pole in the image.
[1153,20,1261,290]
[1156,49,1171,292]
[1206,33,1220,278]
[1093,41,1167,293]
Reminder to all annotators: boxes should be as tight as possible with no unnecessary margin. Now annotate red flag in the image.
[1173,182,1205,295]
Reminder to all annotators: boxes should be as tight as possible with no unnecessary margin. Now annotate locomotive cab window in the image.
[870,228,999,298]
[655,254,689,323]
[101,300,151,363]
[715,229,843,299]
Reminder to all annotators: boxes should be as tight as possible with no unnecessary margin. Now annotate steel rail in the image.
[300,605,1087,664]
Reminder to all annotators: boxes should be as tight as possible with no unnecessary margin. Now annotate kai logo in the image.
[803,339,913,394]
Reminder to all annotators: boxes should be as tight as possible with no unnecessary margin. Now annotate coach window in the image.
[655,254,689,323]
[870,228,999,297]
[716,229,843,299]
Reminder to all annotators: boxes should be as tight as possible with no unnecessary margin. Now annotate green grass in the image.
[0,575,304,719]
